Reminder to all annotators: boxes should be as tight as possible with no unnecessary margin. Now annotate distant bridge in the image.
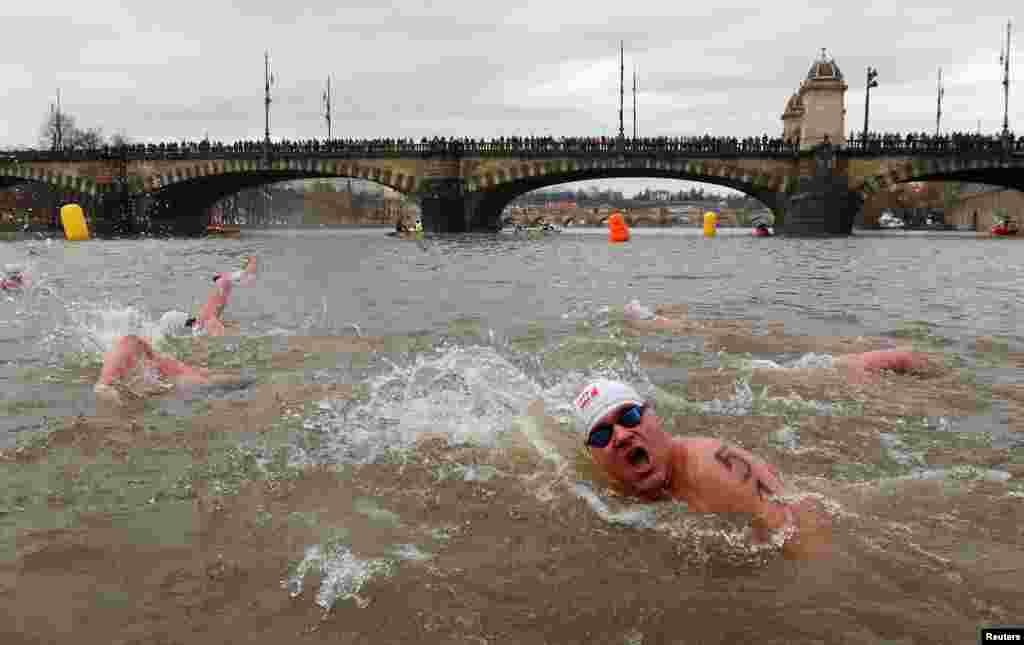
[2,136,1022,236]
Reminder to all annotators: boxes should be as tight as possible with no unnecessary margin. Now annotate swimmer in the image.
[196,255,258,336]
[0,264,28,291]
[621,301,937,385]
[573,379,832,560]
[831,349,937,384]
[94,312,244,405]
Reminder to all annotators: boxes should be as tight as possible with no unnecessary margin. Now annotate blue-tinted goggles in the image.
[585,404,645,448]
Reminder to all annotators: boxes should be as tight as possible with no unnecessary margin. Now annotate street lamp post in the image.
[862,67,878,149]
[263,51,274,160]
[322,76,332,141]
[999,20,1012,141]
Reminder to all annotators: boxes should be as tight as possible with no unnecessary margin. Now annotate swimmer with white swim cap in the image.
[573,379,832,560]
[94,309,246,406]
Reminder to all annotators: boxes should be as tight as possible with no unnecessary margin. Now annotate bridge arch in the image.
[853,156,1024,203]
[143,163,421,235]
[0,164,103,198]
[465,163,790,230]
[0,173,107,233]
[146,158,419,194]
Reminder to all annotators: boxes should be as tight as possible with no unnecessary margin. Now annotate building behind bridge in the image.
[947,184,1024,231]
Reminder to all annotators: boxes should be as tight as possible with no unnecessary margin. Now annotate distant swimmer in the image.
[211,254,258,289]
[621,301,938,385]
[196,255,258,336]
[831,349,938,385]
[0,264,28,291]
[573,379,832,560]
[94,312,244,405]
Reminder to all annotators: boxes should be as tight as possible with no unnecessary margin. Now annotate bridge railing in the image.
[2,133,1020,162]
[842,135,1023,156]
[2,139,802,161]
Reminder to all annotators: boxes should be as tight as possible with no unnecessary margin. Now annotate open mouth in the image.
[627,446,650,467]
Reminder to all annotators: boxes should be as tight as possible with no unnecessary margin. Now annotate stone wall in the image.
[301,192,414,227]
[948,188,1024,231]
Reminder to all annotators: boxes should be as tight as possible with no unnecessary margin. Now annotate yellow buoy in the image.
[703,212,718,238]
[60,204,90,241]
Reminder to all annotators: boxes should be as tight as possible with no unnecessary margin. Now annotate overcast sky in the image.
[2,1,1020,195]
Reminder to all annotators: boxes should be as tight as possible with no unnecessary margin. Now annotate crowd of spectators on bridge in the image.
[849,130,1018,153]
[4,131,1020,161]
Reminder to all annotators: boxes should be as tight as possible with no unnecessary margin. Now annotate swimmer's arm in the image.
[203,317,227,337]
[152,353,210,382]
[224,257,258,286]
[682,440,792,530]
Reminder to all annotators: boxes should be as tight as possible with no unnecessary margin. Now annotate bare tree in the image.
[39,109,77,151]
[109,131,131,147]
[70,126,105,150]
[38,109,119,151]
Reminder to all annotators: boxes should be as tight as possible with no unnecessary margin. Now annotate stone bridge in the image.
[2,138,1023,235]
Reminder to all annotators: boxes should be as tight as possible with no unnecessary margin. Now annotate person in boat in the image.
[93,312,244,406]
[573,379,832,560]
[196,255,258,336]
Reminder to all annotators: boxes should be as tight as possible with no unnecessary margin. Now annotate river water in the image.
[2,225,1022,643]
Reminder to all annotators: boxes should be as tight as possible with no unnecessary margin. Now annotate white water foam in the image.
[39,300,188,361]
[299,345,546,465]
[63,302,165,354]
[282,543,395,609]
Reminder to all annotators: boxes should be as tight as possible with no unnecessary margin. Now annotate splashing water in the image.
[49,301,170,357]
[297,345,547,466]
[282,543,395,609]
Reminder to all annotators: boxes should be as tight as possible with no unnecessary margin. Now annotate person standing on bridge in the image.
[194,255,258,336]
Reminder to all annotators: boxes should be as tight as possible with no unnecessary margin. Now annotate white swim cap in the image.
[572,379,644,438]
[157,310,192,337]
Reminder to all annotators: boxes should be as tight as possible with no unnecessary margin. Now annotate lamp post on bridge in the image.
[999,19,1012,142]
[263,51,275,162]
[862,66,878,149]
[322,75,333,141]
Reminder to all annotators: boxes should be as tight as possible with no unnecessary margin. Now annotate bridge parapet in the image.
[4,134,1021,163]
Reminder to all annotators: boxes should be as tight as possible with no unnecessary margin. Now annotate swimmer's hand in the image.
[94,383,125,407]
[779,499,833,560]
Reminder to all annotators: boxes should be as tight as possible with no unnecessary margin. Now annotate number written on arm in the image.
[713,443,782,504]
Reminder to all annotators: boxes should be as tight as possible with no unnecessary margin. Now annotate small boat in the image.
[206,223,242,238]
[879,212,905,229]
[512,223,562,235]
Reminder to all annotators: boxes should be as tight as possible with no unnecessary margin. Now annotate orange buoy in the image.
[608,211,630,243]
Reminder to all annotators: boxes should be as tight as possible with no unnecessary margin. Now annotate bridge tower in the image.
[781,93,805,145]
[793,49,848,151]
